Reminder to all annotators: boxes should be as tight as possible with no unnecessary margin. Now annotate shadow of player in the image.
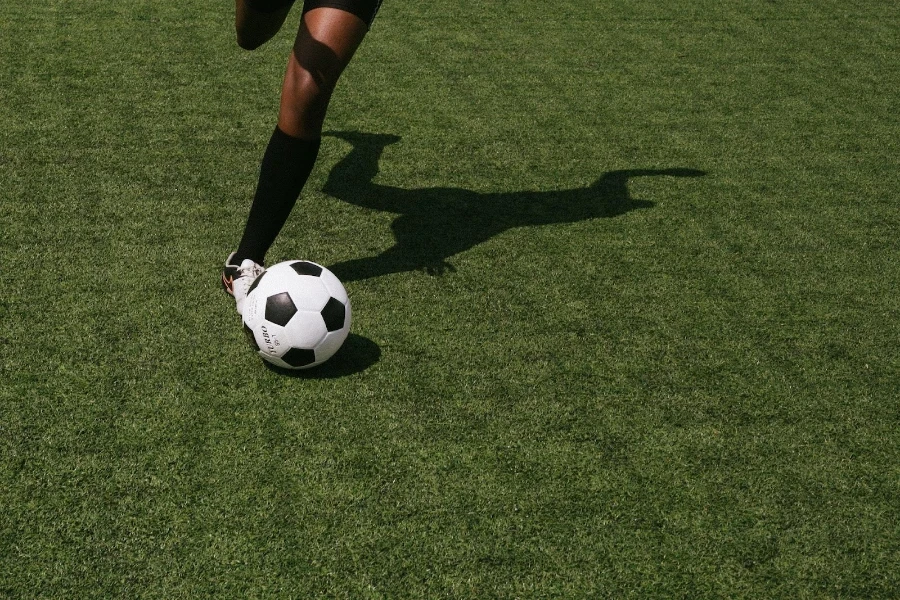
[320,131,706,281]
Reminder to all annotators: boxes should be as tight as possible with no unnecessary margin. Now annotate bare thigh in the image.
[234,0,294,50]
[276,7,369,139]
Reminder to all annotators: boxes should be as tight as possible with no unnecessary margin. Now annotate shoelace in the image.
[234,263,264,294]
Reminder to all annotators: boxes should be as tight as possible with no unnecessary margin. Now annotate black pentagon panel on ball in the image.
[290,261,323,277]
[265,291,297,326]
[282,347,317,368]
[246,271,265,295]
[243,323,259,352]
[320,297,346,332]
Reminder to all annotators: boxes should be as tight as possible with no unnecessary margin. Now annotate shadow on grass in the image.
[318,131,706,282]
[262,333,380,378]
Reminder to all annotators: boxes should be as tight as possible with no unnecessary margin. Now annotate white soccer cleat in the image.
[222,252,265,315]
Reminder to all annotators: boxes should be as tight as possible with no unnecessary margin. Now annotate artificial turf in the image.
[1,1,898,597]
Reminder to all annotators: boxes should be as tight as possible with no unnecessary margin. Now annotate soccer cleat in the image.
[222,252,265,315]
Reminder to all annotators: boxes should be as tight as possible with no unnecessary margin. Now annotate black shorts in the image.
[247,0,382,28]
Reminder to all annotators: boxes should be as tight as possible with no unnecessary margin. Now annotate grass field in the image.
[2,1,899,598]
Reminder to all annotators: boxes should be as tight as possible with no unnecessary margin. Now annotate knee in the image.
[278,67,335,138]
[234,1,289,51]
[236,30,266,51]
[285,66,334,114]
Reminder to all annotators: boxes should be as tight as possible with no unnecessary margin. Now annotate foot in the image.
[222,252,265,315]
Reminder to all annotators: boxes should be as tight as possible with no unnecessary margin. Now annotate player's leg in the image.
[235,0,295,50]
[276,7,369,139]
[234,8,369,259]
[226,6,373,313]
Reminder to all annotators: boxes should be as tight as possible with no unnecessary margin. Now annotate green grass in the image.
[2,1,898,598]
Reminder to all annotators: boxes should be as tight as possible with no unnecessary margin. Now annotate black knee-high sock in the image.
[233,127,321,265]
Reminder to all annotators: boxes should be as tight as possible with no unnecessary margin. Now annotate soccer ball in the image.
[241,260,351,369]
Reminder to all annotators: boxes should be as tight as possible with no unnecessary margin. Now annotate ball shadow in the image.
[262,333,380,378]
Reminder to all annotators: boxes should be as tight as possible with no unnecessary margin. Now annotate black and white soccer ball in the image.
[241,260,351,369]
